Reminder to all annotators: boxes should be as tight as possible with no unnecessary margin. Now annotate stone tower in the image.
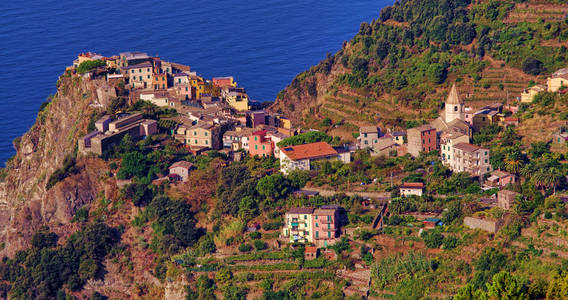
[445,83,464,123]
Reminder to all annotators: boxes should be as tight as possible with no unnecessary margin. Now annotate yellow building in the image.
[472,109,499,132]
[520,84,546,103]
[282,208,314,243]
[226,90,249,111]
[175,124,222,150]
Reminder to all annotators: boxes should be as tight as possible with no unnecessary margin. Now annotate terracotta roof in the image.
[281,142,338,161]
[491,170,512,178]
[305,246,317,253]
[288,207,314,214]
[400,182,424,189]
[454,143,484,153]
[170,161,193,169]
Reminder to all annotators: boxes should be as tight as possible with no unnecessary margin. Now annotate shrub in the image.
[249,232,261,240]
[77,60,105,73]
[46,155,77,190]
[262,222,283,231]
[253,240,268,251]
[522,57,544,75]
[239,244,253,253]
[422,230,444,248]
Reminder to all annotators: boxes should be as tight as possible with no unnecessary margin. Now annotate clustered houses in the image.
[282,205,341,247]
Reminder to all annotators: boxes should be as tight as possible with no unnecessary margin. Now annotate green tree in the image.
[522,57,544,75]
[238,196,258,221]
[454,283,487,300]
[487,271,529,300]
[117,152,147,179]
[256,174,290,200]
[422,230,444,248]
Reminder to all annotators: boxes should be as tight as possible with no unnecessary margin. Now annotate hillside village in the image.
[5,0,568,298]
[33,49,568,298]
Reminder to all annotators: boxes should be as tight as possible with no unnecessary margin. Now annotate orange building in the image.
[153,73,167,90]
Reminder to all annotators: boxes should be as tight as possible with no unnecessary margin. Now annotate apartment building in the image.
[448,143,492,177]
[407,124,437,157]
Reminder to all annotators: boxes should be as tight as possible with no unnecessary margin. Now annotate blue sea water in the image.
[0,0,391,165]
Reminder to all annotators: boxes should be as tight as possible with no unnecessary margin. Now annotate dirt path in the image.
[301,187,390,200]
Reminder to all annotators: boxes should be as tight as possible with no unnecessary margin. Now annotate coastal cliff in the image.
[0,74,117,256]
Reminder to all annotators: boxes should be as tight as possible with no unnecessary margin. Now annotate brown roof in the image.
[400,182,425,189]
[288,207,314,214]
[305,246,317,253]
[281,142,338,161]
[359,126,378,134]
[491,170,512,178]
[313,208,337,216]
[169,161,193,169]
[454,143,484,153]
[411,124,435,132]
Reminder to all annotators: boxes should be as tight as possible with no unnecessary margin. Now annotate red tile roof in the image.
[305,246,317,253]
[281,142,338,161]
[400,182,425,189]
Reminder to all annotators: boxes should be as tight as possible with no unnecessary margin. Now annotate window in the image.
[485,151,488,155]
[178,79,181,84]
[205,140,208,145]
[485,159,488,163]
[185,87,188,91]
[194,131,197,136]
[194,140,197,144]
[131,70,134,73]
[304,215,307,220]
[364,140,368,145]
[454,106,458,111]
[316,223,318,227]
[147,75,150,79]
[139,69,141,73]
[255,136,258,141]
[328,231,331,238]
[205,132,208,136]
[315,216,318,219]
[162,84,165,89]
[262,145,265,150]
[316,231,319,238]
[139,76,142,81]
[255,145,258,150]
[364,133,367,138]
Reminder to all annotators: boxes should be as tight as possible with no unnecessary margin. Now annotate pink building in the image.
[249,130,274,157]
[312,205,340,247]
[464,107,473,125]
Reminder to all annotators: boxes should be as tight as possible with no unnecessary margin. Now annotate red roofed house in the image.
[249,130,274,157]
[279,142,339,175]
[399,182,425,197]
[304,246,318,260]
[212,76,237,88]
[169,161,193,182]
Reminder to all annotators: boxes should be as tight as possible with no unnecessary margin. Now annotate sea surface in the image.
[0,0,391,165]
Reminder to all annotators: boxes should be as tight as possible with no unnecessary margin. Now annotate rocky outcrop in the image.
[0,74,115,257]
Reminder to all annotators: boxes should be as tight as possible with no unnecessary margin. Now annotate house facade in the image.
[407,125,437,157]
[282,208,314,243]
[176,124,223,150]
[123,62,153,89]
[358,126,380,149]
[448,143,492,177]
[169,161,193,182]
[521,85,546,103]
[249,130,274,157]
[440,132,470,167]
[399,182,425,197]
[548,68,568,92]
[497,190,520,210]
[312,206,340,247]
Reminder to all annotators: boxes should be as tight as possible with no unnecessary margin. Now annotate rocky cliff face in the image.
[0,74,117,257]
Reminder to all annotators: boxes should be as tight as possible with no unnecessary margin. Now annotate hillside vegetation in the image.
[271,0,568,140]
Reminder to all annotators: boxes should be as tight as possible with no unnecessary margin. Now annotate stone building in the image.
[407,124,437,157]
